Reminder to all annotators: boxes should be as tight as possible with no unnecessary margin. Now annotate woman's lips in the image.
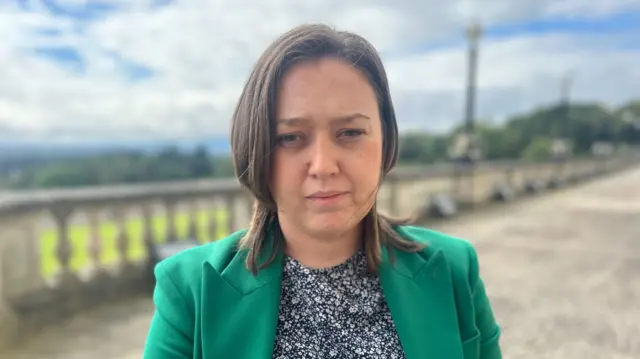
[306,191,348,205]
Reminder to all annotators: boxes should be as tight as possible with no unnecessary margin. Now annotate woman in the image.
[143,24,502,359]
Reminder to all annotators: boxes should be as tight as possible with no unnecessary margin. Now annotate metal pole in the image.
[464,21,482,135]
[560,75,572,105]
[560,75,572,179]
[560,75,572,140]
[462,20,482,207]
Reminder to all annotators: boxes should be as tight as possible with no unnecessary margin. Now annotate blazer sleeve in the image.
[143,263,195,359]
[467,243,502,359]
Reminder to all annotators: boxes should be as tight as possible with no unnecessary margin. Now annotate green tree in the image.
[188,146,214,178]
[32,163,102,188]
[521,136,553,161]
[475,123,520,159]
[616,101,640,144]
[8,97,640,190]
[398,133,448,164]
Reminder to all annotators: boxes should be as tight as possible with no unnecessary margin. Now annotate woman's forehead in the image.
[275,58,379,121]
[279,58,371,91]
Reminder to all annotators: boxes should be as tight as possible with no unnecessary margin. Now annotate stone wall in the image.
[0,152,638,350]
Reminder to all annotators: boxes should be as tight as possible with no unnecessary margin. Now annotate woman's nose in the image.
[307,135,339,179]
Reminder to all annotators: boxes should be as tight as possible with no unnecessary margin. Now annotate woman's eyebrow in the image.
[277,113,370,126]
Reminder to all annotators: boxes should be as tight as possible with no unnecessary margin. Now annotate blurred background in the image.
[0,1,639,358]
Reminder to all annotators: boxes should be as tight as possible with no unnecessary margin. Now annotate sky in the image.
[1,0,639,142]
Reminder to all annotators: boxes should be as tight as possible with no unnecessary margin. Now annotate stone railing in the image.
[0,152,639,349]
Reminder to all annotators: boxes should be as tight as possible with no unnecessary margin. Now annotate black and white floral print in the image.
[272,250,406,359]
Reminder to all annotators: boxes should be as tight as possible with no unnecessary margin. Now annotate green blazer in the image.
[143,225,502,359]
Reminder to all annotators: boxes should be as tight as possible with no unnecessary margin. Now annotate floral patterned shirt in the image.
[272,250,406,358]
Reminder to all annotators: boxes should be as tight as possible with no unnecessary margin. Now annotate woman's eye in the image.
[277,133,303,144]
[339,129,365,139]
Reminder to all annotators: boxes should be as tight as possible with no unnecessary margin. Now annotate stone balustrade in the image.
[0,152,639,350]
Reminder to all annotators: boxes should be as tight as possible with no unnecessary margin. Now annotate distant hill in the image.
[0,137,232,176]
[0,137,232,160]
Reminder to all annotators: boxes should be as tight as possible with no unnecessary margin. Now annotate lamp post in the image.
[558,75,572,144]
[551,75,573,185]
[449,19,483,162]
[464,20,483,137]
[450,19,483,208]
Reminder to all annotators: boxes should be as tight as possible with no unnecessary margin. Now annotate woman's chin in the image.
[305,213,360,235]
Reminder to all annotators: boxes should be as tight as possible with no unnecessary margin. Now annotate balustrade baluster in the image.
[111,207,130,267]
[142,205,155,261]
[225,195,236,235]
[87,210,104,277]
[164,200,178,242]
[187,201,199,242]
[50,205,75,283]
[208,204,217,242]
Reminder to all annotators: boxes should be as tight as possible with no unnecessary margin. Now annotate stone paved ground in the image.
[2,167,639,359]
[430,167,640,359]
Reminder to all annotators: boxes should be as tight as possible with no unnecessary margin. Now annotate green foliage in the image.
[615,100,640,144]
[521,136,553,161]
[398,100,640,165]
[476,123,521,159]
[5,146,231,189]
[3,99,640,189]
[31,163,101,188]
[398,133,449,164]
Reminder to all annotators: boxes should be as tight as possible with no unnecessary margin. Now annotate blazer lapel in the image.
[380,244,464,359]
[199,230,464,359]
[201,237,283,359]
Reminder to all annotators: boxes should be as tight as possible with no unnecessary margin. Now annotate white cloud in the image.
[386,31,640,131]
[542,0,640,18]
[0,0,639,140]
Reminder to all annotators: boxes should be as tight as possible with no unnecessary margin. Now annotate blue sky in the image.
[21,0,158,78]
[1,0,640,140]
[399,9,640,57]
[487,11,640,38]
[25,2,640,80]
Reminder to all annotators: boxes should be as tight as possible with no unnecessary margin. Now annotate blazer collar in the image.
[215,228,442,294]
[219,242,284,295]
[200,230,284,358]
[379,243,465,359]
[207,225,284,295]
[204,230,464,359]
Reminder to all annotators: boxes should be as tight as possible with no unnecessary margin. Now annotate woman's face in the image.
[272,57,383,239]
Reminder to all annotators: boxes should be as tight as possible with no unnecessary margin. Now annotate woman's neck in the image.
[280,223,362,269]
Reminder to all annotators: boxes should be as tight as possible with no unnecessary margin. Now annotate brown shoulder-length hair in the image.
[230,23,423,275]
